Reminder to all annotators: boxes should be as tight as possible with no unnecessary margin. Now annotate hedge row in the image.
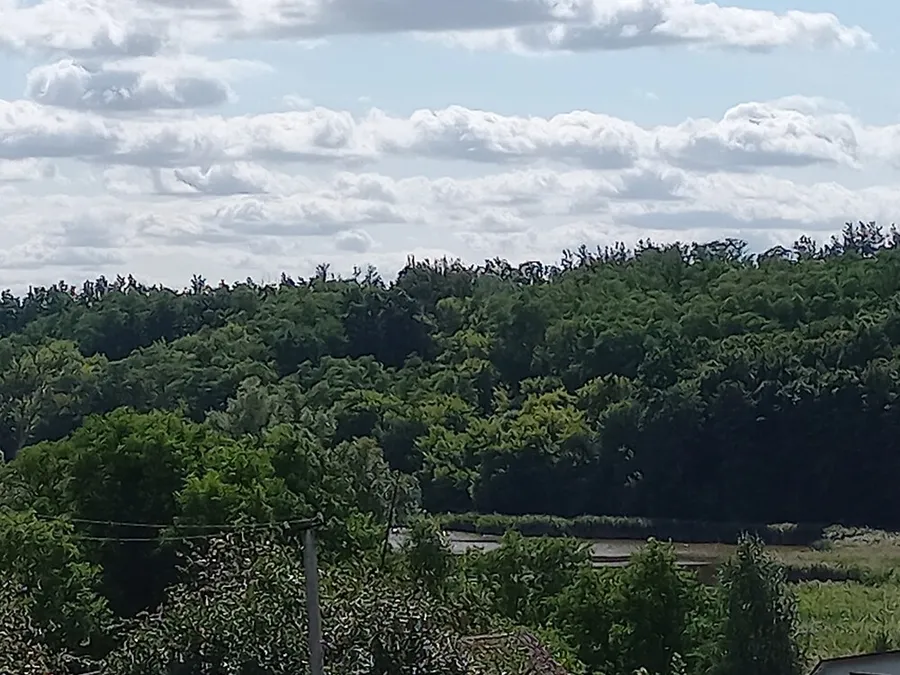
[437,513,828,546]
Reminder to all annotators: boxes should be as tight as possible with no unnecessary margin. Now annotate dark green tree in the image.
[717,535,803,675]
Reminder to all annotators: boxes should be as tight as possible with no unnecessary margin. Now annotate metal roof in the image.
[810,649,900,674]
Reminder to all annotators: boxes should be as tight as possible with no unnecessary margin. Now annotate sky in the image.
[0,0,898,290]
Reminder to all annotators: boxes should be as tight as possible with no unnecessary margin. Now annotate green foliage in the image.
[0,338,105,460]
[0,510,111,655]
[797,580,900,661]
[9,409,227,614]
[103,533,472,675]
[462,530,591,627]
[608,540,699,675]
[401,516,456,596]
[0,583,88,675]
[5,409,401,615]
[103,533,313,674]
[549,566,618,671]
[546,540,719,675]
[325,574,470,675]
[6,230,900,528]
[717,535,803,675]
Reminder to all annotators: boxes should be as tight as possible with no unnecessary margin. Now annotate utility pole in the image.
[304,526,325,675]
[379,477,401,568]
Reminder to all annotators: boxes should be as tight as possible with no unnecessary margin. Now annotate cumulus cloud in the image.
[658,101,862,171]
[0,0,170,58]
[1,155,898,288]
[0,209,130,270]
[0,100,117,160]
[127,192,424,246]
[378,106,646,168]
[0,241,124,270]
[0,0,874,58]
[0,96,894,171]
[171,163,301,195]
[437,0,875,53]
[167,0,874,53]
[335,229,374,253]
[24,56,268,112]
[283,95,314,111]
[0,159,57,181]
[6,163,900,244]
[0,0,889,290]
[263,0,872,53]
[108,106,380,166]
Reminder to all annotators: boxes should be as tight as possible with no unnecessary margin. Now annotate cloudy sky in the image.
[0,0,897,289]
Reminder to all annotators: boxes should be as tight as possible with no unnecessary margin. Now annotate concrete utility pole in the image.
[304,526,325,675]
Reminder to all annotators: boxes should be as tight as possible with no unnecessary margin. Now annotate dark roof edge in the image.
[812,649,900,670]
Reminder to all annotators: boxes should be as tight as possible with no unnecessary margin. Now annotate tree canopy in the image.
[3,223,900,528]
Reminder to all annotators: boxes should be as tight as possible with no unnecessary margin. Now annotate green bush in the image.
[438,513,826,546]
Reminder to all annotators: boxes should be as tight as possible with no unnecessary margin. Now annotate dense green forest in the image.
[4,222,900,526]
[4,221,899,673]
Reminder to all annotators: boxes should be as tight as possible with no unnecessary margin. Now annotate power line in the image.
[29,513,321,531]
[3,510,322,543]
[71,532,252,543]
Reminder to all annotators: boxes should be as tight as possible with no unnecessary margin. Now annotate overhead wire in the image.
[2,509,322,543]
[32,513,321,530]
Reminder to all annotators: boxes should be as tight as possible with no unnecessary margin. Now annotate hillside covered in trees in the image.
[3,221,896,673]
[3,222,900,532]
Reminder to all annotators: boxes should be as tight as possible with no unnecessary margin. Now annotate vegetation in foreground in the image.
[5,515,813,675]
[2,224,900,671]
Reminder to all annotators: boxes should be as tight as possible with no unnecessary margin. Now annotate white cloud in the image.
[110,106,380,166]
[0,159,57,181]
[0,100,117,160]
[0,0,171,58]
[283,95,313,111]
[0,0,891,291]
[658,100,862,171]
[0,96,894,172]
[0,241,124,270]
[25,56,269,112]
[0,0,875,58]
[391,0,874,53]
[0,210,130,270]
[2,162,898,280]
[335,229,374,253]
[171,162,302,195]
[207,194,415,238]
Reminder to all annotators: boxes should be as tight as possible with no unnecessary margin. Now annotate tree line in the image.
[3,222,900,527]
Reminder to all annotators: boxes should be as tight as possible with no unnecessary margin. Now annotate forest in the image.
[2,220,900,672]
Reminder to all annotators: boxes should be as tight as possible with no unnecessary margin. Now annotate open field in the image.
[798,581,900,660]
[780,528,900,583]
[776,528,900,660]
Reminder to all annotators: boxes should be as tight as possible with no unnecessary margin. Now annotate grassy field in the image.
[798,580,900,660]
[774,527,900,587]
[780,528,900,662]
